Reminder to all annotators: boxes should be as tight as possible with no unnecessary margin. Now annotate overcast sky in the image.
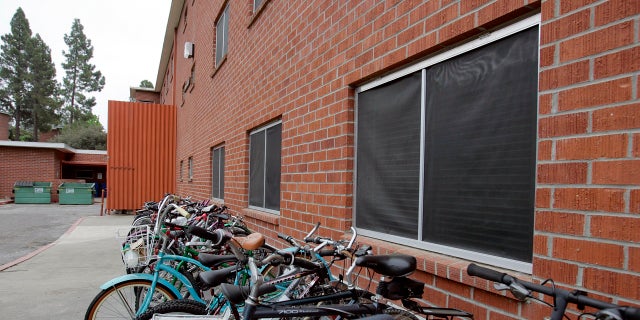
[0,0,172,129]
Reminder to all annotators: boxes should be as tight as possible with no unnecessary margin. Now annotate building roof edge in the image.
[0,140,107,155]
[155,0,185,93]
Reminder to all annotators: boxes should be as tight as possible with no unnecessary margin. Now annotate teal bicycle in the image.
[84,196,272,320]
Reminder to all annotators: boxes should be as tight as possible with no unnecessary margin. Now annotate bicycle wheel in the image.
[131,215,153,227]
[84,279,179,320]
[135,299,208,320]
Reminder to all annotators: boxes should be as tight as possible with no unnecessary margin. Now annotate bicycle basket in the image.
[116,225,154,270]
[377,276,425,300]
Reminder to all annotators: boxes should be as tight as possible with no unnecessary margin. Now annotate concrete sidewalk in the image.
[0,214,133,319]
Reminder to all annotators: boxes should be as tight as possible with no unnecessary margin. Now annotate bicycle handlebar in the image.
[303,222,321,242]
[277,233,300,247]
[187,225,230,246]
[174,206,191,218]
[467,263,640,320]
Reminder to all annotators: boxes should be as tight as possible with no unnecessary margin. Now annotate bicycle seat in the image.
[198,265,238,288]
[198,253,238,267]
[232,233,265,250]
[355,254,416,277]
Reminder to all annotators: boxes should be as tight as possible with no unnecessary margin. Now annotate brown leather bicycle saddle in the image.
[231,232,265,250]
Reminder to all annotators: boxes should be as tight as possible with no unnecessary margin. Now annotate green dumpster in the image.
[58,183,95,205]
[13,181,52,204]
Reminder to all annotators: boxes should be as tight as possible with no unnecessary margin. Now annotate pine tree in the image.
[25,34,60,141]
[0,8,32,140]
[61,18,105,125]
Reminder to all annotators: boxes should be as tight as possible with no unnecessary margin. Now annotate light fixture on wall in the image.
[184,42,194,58]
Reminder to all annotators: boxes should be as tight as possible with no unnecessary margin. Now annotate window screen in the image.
[216,4,229,67]
[422,27,538,262]
[212,146,224,199]
[356,71,422,238]
[249,122,281,211]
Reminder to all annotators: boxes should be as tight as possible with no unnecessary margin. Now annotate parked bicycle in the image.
[85,196,275,320]
[135,222,346,319]
[467,263,640,320]
[139,224,473,320]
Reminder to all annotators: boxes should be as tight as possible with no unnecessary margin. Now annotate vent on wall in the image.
[184,42,194,58]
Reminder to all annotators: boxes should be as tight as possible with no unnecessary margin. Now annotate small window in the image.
[249,121,281,213]
[215,3,229,68]
[188,157,194,181]
[179,160,184,181]
[212,146,225,200]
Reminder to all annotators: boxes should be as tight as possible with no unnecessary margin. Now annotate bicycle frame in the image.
[137,252,212,316]
[240,257,387,320]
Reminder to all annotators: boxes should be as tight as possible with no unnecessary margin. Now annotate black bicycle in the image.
[467,263,640,320]
[231,249,473,320]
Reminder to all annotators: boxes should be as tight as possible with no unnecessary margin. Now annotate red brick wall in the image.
[0,113,10,140]
[69,152,108,163]
[0,147,58,200]
[534,0,640,313]
[132,90,160,103]
[159,0,640,317]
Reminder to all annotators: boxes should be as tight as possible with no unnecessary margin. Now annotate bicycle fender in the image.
[99,273,183,298]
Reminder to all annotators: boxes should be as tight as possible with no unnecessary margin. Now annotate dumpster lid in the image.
[14,181,34,187]
[58,182,96,188]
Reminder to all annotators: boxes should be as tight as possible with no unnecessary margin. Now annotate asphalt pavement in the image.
[0,202,134,319]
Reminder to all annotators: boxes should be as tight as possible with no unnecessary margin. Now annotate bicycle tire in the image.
[135,299,208,320]
[131,216,153,227]
[84,279,179,320]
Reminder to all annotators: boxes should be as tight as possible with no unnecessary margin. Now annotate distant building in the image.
[0,107,106,201]
[0,140,107,202]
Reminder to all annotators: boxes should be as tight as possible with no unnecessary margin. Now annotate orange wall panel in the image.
[107,101,176,210]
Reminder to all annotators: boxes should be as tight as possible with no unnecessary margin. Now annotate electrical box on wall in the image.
[184,42,194,58]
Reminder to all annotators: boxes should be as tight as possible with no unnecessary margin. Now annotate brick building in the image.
[0,141,107,202]
[133,0,639,317]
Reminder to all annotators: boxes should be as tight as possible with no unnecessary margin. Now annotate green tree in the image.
[0,8,32,140]
[51,119,106,150]
[139,79,153,88]
[24,34,60,141]
[60,18,105,125]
